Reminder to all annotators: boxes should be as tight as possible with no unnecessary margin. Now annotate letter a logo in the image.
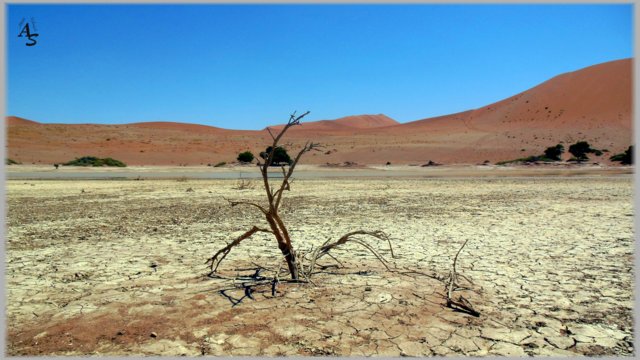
[18,23,39,46]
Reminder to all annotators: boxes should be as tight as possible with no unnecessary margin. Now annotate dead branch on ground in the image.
[206,226,273,273]
[234,172,254,190]
[445,239,480,317]
[301,230,395,278]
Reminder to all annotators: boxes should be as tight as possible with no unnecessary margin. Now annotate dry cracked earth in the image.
[6,174,634,356]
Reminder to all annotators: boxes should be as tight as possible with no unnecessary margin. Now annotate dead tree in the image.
[206,111,394,281]
[234,172,254,190]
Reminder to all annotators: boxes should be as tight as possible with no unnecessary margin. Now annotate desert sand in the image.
[6,169,634,356]
[5,59,632,166]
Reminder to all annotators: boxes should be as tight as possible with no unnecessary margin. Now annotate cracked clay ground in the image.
[6,175,634,356]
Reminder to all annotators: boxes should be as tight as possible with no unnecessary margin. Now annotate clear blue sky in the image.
[7,4,632,130]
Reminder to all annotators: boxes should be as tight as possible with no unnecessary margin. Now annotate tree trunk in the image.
[265,213,299,280]
[283,247,299,280]
[275,236,298,280]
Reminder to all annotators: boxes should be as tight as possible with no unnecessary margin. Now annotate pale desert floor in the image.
[5,172,634,356]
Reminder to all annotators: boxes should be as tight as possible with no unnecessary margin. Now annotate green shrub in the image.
[610,146,633,165]
[496,155,555,166]
[237,151,255,163]
[101,158,127,167]
[214,161,226,167]
[568,141,602,162]
[6,158,20,165]
[64,156,126,167]
[568,141,591,161]
[259,146,292,166]
[543,144,564,161]
[64,156,98,166]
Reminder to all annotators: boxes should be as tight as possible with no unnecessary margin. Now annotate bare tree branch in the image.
[266,127,276,141]
[206,226,273,274]
[447,239,468,300]
[225,198,269,215]
[262,111,311,170]
[303,230,395,277]
[349,239,392,270]
[274,141,320,209]
[445,239,480,317]
[319,230,394,258]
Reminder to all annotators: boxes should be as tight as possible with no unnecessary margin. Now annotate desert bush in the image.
[64,156,126,167]
[234,172,254,190]
[214,161,226,167]
[6,158,20,165]
[543,144,564,161]
[237,151,255,163]
[610,146,633,165]
[64,156,99,166]
[101,158,127,167]
[501,141,604,165]
[568,141,600,162]
[259,146,292,166]
[496,155,554,165]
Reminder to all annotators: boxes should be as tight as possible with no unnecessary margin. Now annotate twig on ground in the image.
[445,239,480,317]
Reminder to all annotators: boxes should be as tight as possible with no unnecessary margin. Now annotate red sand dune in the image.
[5,59,633,166]
[128,121,228,133]
[265,114,399,132]
[7,116,40,126]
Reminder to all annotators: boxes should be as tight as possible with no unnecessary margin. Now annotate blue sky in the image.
[7,4,632,130]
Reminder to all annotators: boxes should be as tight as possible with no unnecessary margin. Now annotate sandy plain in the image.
[5,169,634,356]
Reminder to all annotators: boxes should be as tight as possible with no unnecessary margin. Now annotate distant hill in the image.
[6,116,40,126]
[264,114,399,132]
[128,121,229,134]
[366,58,632,164]
[400,58,631,131]
[6,58,632,165]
